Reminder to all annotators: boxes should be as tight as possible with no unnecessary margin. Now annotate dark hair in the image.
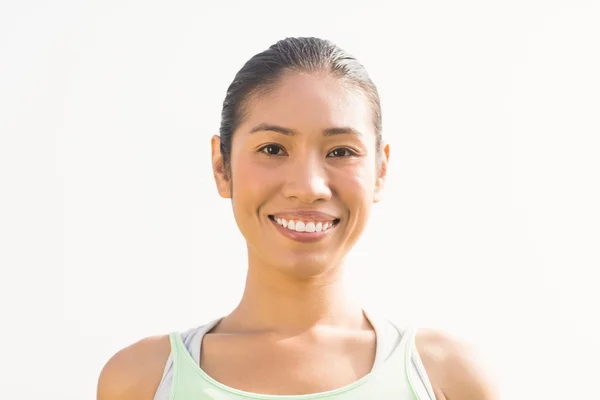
[219,37,382,172]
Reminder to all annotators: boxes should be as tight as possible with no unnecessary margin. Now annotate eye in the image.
[259,144,286,156]
[327,147,357,158]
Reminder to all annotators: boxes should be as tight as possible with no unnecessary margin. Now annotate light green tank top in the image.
[167,326,423,399]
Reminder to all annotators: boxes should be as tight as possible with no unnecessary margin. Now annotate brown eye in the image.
[327,147,356,158]
[260,144,286,156]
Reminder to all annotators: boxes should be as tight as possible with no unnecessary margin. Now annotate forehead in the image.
[240,71,375,137]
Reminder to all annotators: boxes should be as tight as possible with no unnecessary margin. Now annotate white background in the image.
[1,1,599,399]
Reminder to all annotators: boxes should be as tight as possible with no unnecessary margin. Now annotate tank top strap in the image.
[168,330,199,395]
[168,332,183,388]
[398,326,437,400]
[168,332,183,361]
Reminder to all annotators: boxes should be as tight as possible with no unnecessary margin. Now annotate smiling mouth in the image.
[268,215,340,233]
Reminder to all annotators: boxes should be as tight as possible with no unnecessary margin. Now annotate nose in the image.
[282,155,332,203]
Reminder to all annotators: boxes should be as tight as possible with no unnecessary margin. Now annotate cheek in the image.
[232,155,255,187]
[230,153,280,208]
[333,162,377,201]
[330,162,377,234]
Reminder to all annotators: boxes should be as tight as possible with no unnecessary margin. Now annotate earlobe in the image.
[211,135,232,199]
[373,143,390,203]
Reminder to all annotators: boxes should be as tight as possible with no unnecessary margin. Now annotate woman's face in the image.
[212,71,389,278]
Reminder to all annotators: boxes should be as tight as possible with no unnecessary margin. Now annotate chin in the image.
[270,252,341,278]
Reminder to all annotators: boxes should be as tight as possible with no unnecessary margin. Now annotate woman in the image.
[97,37,497,400]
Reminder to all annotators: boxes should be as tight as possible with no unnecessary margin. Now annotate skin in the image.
[97,71,498,400]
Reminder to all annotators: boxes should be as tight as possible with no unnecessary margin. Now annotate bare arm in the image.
[97,335,171,400]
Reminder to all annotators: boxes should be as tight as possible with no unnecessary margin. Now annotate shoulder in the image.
[97,334,172,400]
[414,329,499,400]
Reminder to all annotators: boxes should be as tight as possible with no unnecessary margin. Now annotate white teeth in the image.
[273,217,336,233]
[295,221,305,232]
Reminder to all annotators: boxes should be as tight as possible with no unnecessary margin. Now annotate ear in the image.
[211,135,232,199]
[373,143,390,203]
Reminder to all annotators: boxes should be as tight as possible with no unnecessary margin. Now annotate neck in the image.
[221,255,365,334]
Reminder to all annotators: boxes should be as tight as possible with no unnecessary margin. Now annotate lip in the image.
[268,215,340,243]
[269,210,339,222]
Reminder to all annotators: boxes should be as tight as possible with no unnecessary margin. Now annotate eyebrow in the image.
[248,123,363,137]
